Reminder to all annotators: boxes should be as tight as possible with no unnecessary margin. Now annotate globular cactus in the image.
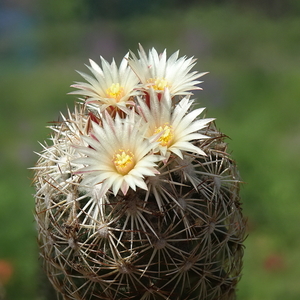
[33,45,246,300]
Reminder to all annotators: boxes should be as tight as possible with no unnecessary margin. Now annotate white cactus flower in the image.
[128,44,207,95]
[73,111,161,198]
[70,53,141,113]
[137,88,214,160]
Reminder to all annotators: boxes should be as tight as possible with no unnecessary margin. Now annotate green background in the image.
[1,0,300,299]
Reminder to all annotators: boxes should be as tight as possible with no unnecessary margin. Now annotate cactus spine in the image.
[33,45,246,300]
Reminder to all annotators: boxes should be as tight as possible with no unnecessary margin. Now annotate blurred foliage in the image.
[1,1,300,299]
[36,0,300,21]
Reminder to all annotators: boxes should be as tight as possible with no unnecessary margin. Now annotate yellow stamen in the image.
[147,78,169,91]
[106,83,124,101]
[154,124,174,147]
[113,149,135,175]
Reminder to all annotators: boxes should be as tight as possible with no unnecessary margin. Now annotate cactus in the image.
[33,45,246,300]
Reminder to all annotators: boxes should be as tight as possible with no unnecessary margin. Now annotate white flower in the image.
[137,88,214,160]
[73,111,160,198]
[70,53,141,113]
[128,44,207,95]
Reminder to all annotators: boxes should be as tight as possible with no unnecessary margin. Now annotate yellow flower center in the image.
[113,149,135,175]
[106,83,124,101]
[147,77,169,91]
[154,124,174,147]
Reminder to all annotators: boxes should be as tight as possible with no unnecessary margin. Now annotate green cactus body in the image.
[33,45,246,300]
